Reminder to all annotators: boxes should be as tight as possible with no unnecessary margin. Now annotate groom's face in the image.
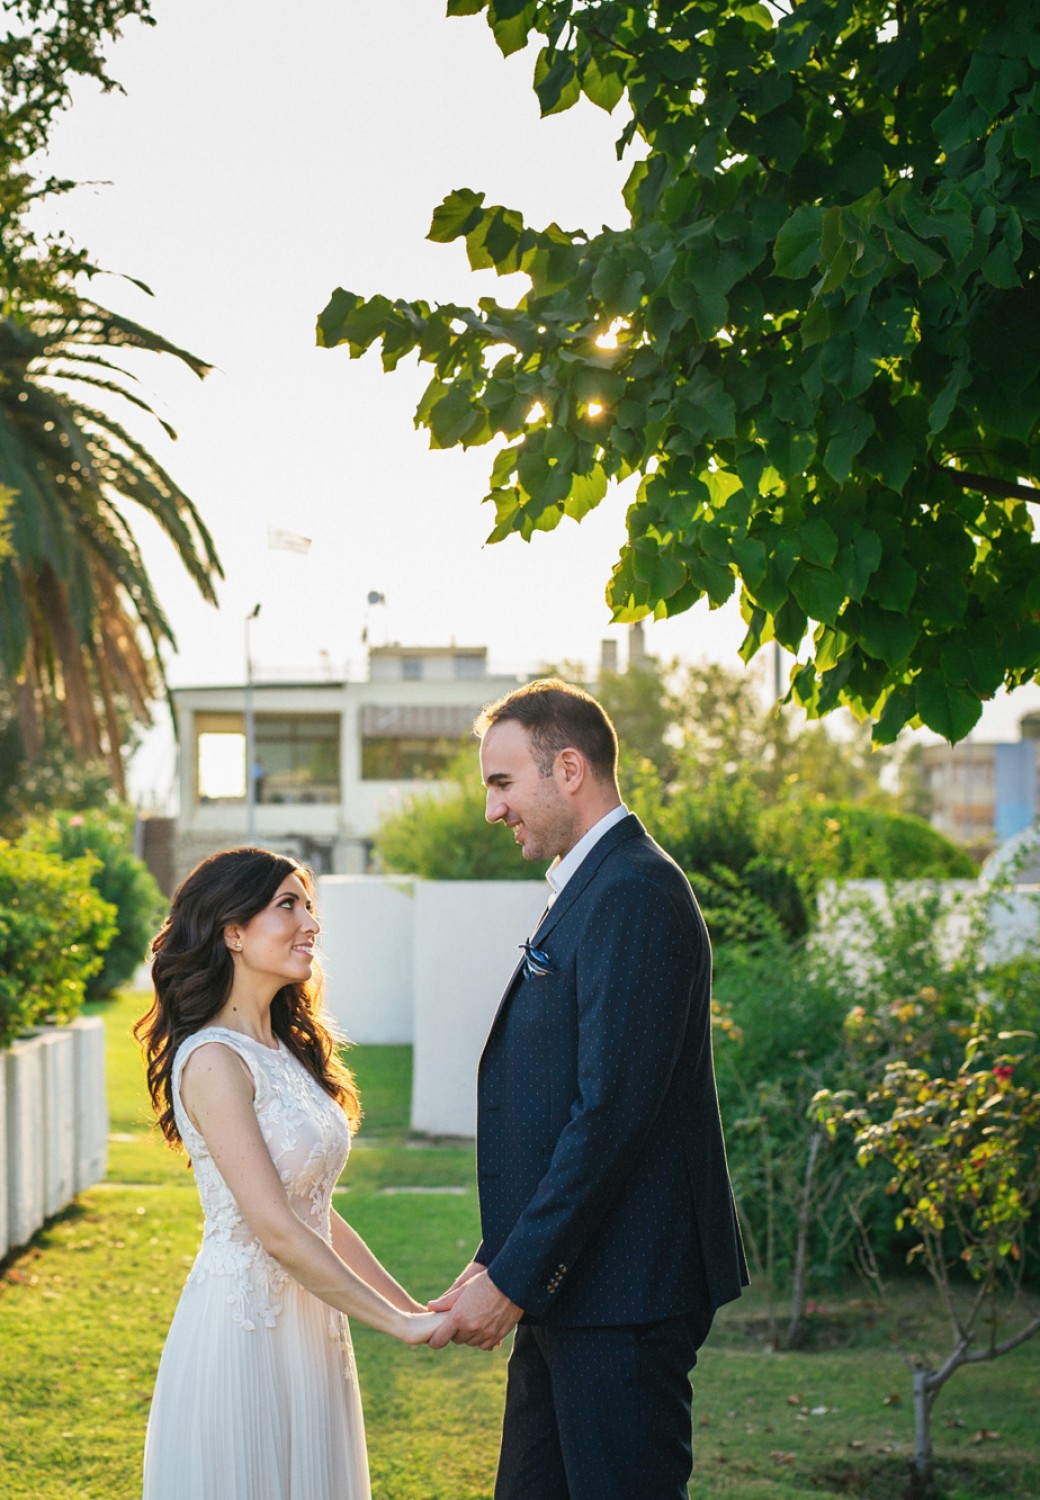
[480,719,578,863]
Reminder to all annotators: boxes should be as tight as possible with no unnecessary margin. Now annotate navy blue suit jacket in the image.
[475,814,747,1326]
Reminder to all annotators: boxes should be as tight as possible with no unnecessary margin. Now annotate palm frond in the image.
[0,292,223,784]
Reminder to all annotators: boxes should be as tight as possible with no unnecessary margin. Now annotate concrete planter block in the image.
[35,1029,77,1218]
[411,880,547,1138]
[317,876,415,1044]
[0,1060,7,1260]
[5,1036,46,1251]
[69,1017,108,1193]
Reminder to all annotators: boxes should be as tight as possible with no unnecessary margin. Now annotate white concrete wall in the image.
[70,1017,108,1194]
[282,870,1040,1143]
[5,1037,46,1250]
[317,876,415,1044]
[983,885,1040,962]
[411,880,547,1138]
[37,1029,76,1219]
[815,879,1040,971]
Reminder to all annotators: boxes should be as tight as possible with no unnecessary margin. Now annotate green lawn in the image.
[1,992,1038,1499]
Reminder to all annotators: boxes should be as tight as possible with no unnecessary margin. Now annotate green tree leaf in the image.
[773,205,823,279]
[428,188,487,244]
[915,672,984,743]
[320,0,1040,745]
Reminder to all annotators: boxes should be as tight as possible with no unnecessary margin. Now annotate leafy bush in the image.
[711,882,1040,1330]
[711,928,864,1342]
[20,807,164,997]
[0,841,117,1048]
[630,770,810,939]
[761,799,978,891]
[374,751,544,881]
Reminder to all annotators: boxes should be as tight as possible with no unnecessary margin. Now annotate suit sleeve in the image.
[486,871,700,1316]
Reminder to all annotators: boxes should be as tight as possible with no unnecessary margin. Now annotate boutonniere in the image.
[519,939,555,979]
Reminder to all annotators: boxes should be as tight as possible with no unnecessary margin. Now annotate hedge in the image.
[0,841,116,1049]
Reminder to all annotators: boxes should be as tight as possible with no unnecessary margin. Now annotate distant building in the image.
[919,713,1040,856]
[172,644,520,884]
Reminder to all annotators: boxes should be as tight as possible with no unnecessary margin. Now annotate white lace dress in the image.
[142,1028,370,1500]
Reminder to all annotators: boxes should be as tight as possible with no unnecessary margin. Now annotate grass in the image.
[1,991,1038,1499]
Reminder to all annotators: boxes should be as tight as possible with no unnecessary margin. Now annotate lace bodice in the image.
[172,1027,352,1331]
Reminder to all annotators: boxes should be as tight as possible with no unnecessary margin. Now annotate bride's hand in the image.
[393,1290,430,1315]
[396,1309,449,1346]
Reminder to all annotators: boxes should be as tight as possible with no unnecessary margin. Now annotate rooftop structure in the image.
[172,644,521,883]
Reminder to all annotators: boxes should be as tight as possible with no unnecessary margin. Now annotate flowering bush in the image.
[814,1014,1040,1498]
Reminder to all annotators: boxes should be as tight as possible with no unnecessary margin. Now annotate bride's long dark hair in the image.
[135,847,361,1149]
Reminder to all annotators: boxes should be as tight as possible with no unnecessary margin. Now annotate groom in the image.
[429,679,747,1499]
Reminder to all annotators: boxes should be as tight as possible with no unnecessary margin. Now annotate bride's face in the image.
[226,873,320,986]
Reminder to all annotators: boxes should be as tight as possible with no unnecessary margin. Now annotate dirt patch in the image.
[716,1299,933,1353]
[809,1454,1018,1498]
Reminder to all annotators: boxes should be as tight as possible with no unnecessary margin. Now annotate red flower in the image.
[992,1065,1014,1082]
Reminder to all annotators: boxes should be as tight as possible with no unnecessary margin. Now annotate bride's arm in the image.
[329,1208,426,1314]
[180,1043,442,1344]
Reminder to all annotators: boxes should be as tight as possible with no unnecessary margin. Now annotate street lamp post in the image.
[245,603,261,841]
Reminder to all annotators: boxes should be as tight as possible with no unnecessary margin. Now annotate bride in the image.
[135,847,444,1499]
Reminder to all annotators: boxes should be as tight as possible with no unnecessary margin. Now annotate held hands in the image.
[426,1265,523,1351]
[396,1309,450,1346]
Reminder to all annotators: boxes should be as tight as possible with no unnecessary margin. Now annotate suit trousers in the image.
[494,1309,713,1500]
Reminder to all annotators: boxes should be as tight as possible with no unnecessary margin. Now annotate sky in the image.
[31,0,1040,801]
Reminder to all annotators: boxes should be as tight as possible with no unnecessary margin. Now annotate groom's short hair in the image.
[475,678,619,782]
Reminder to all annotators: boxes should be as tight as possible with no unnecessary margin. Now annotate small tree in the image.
[815,1015,1040,1500]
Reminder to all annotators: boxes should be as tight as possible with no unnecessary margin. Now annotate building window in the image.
[198,727,246,801]
[195,713,340,804]
[361,736,461,781]
[359,703,479,781]
[453,653,485,679]
[255,715,340,803]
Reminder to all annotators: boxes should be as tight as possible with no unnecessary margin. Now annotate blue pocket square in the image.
[519,940,555,978]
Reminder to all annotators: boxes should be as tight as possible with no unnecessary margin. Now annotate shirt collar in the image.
[546,803,629,903]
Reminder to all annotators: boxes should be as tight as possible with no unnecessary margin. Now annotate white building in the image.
[919,712,1040,856]
[172,644,521,884]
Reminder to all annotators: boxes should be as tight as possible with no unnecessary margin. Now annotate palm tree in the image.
[0,295,222,794]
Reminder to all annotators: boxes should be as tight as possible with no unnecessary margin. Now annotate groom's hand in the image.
[427,1269,522,1351]
[427,1260,485,1313]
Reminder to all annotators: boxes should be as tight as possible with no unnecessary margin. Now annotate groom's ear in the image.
[557,747,585,789]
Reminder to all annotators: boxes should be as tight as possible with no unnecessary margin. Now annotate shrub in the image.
[20,807,164,997]
[0,841,117,1048]
[761,799,978,893]
[711,929,865,1342]
[374,751,544,881]
[631,771,810,939]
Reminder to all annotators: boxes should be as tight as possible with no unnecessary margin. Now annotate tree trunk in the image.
[906,1367,937,1500]
[785,1127,822,1349]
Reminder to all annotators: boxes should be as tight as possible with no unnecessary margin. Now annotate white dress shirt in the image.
[545,803,630,905]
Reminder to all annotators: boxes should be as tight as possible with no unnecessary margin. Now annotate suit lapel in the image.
[531,813,644,945]
[484,815,647,1042]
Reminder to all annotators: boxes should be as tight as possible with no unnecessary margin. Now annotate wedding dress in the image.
[142,1027,370,1499]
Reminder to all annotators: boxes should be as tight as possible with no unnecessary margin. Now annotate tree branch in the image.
[935,464,1040,506]
[586,25,638,60]
[961,1312,1040,1364]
